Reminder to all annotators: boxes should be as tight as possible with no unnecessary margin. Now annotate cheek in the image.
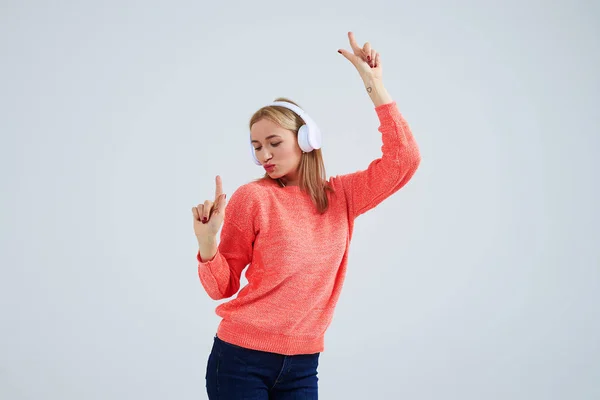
[280,145,300,159]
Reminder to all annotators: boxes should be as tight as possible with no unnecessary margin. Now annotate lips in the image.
[264,164,275,171]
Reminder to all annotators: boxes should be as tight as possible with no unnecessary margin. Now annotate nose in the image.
[259,149,272,163]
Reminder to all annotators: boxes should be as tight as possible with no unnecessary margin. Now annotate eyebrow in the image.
[251,134,281,143]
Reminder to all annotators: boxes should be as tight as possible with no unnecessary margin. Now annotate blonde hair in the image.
[249,97,335,214]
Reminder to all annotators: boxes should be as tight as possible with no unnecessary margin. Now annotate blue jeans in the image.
[205,334,320,399]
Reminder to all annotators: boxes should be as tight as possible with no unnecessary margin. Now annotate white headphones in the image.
[250,101,322,166]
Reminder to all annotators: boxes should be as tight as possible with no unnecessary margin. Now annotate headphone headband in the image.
[269,101,318,130]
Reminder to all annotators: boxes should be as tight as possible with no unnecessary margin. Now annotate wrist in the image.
[198,235,218,262]
[197,234,217,245]
[363,78,393,107]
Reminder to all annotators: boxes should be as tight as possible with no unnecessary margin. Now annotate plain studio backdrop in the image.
[1,0,599,399]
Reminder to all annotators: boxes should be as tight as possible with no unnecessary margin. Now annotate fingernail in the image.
[337,50,341,54]
[202,217,208,223]
[367,56,371,61]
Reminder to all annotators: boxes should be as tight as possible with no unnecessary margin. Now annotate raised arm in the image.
[337,32,421,219]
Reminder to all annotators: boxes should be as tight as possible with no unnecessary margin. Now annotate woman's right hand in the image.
[192,175,227,239]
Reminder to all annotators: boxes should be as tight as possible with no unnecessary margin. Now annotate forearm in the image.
[364,78,393,107]
[198,235,218,262]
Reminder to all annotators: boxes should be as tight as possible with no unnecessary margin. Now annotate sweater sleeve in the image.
[339,101,421,219]
[197,185,256,300]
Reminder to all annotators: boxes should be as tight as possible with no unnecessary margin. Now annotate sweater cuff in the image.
[197,249,218,264]
[374,101,400,122]
[197,248,229,285]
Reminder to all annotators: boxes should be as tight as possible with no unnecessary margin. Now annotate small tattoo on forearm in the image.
[367,87,372,93]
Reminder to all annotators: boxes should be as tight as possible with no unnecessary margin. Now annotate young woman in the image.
[193,31,421,399]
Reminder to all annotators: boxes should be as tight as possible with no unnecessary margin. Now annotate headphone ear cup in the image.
[308,125,322,150]
[297,124,313,153]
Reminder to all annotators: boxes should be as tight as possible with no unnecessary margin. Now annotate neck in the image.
[277,178,298,187]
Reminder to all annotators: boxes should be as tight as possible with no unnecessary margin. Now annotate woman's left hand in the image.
[338,31,382,82]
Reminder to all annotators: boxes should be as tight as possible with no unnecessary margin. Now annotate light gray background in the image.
[1,0,599,399]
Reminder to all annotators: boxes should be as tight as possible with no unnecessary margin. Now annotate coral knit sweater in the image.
[197,101,421,356]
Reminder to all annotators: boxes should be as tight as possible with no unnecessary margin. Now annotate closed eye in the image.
[254,142,281,151]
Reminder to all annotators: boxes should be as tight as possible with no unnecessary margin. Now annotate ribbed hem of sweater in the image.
[216,319,324,356]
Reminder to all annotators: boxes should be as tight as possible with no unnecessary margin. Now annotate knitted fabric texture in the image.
[197,101,421,355]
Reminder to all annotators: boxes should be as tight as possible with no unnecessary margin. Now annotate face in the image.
[250,118,302,185]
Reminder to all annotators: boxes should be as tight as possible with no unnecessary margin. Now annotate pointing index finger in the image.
[215,175,223,201]
[348,31,362,53]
